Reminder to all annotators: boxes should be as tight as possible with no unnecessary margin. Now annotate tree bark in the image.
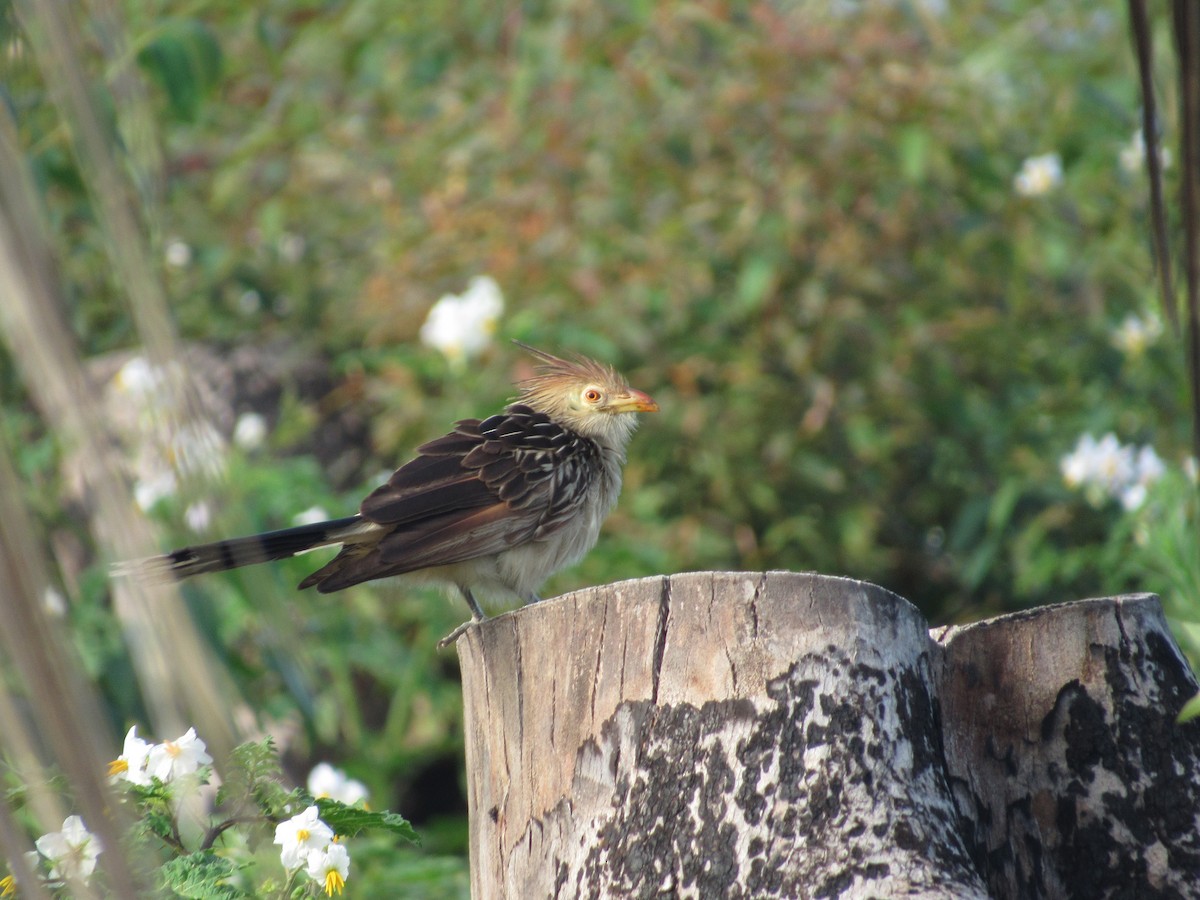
[456,572,1200,899]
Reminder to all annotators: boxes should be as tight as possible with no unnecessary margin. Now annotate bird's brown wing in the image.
[300,405,601,591]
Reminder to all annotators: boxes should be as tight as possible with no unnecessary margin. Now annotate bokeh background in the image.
[3,0,1198,894]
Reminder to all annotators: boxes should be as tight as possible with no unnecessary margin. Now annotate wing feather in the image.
[303,406,601,591]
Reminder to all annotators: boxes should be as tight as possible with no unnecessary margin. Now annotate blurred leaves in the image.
[136,19,223,123]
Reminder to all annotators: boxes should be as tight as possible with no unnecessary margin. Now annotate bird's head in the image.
[511,342,659,447]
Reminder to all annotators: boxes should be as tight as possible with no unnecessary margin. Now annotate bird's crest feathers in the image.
[510,341,628,406]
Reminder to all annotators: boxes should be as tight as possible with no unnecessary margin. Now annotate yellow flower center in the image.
[107,759,129,777]
[1,874,16,897]
[296,829,310,843]
[164,740,181,758]
[323,869,345,896]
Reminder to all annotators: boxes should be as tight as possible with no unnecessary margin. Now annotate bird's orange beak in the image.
[614,389,660,413]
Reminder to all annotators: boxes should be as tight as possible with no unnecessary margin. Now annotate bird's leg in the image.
[438,587,488,649]
[523,592,544,605]
[461,587,487,619]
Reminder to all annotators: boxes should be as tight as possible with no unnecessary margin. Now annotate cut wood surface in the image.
[456,571,1200,900]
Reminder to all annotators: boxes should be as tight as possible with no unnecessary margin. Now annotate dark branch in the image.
[1129,0,1177,333]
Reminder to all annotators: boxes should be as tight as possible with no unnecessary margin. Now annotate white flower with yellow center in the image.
[1111,313,1162,358]
[34,816,101,882]
[1061,432,1165,511]
[307,763,368,806]
[305,841,350,896]
[146,728,212,783]
[1014,152,1063,197]
[274,806,334,871]
[108,725,153,786]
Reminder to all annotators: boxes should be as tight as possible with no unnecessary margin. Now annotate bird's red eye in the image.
[584,388,603,403]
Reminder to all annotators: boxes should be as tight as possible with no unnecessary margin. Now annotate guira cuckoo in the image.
[123,342,659,644]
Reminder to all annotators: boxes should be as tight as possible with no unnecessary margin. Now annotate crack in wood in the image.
[590,590,608,727]
[750,571,765,640]
[650,575,671,705]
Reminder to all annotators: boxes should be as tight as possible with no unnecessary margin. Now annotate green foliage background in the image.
[3,0,1196,892]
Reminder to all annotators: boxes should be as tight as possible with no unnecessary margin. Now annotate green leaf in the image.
[158,853,252,899]
[216,738,291,815]
[227,737,283,782]
[137,19,223,122]
[898,126,930,183]
[316,798,419,844]
[734,256,776,318]
[1178,691,1200,724]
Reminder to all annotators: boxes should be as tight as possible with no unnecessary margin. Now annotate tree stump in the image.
[935,598,1200,898]
[456,572,1200,899]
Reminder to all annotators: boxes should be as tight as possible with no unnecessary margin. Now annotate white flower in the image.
[233,413,269,450]
[419,276,504,365]
[165,239,192,268]
[1120,131,1144,173]
[305,841,350,897]
[145,728,212,783]
[109,725,153,786]
[1014,152,1063,197]
[115,356,166,400]
[1120,129,1171,174]
[274,806,334,870]
[1060,433,1099,488]
[308,763,369,806]
[113,357,195,424]
[1090,433,1136,495]
[42,587,66,617]
[463,275,504,311]
[1061,432,1165,510]
[169,421,227,480]
[134,470,178,511]
[115,359,228,501]
[292,506,329,527]
[35,816,101,882]
[1111,313,1162,357]
[1119,482,1147,511]
[185,501,212,533]
[1134,444,1165,485]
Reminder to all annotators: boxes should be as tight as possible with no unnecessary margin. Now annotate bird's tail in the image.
[113,514,371,583]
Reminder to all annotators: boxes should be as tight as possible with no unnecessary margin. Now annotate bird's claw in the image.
[438,617,483,649]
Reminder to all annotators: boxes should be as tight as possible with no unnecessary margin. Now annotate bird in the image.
[121,342,659,646]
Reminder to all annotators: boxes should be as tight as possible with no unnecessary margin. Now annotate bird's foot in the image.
[438,616,485,649]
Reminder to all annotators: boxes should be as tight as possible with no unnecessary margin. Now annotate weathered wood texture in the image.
[936,597,1200,898]
[457,572,1200,900]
